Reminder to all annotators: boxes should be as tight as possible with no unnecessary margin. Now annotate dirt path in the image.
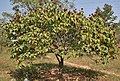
[64,61,120,77]
[0,71,11,77]
[46,55,120,77]
[0,55,120,78]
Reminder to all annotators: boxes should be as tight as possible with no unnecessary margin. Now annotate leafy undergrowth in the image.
[11,63,106,81]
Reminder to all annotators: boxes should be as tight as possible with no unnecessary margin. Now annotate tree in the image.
[2,2,118,74]
[95,4,120,45]
[10,0,48,8]
[10,0,75,12]
[10,0,62,9]
[2,0,74,23]
[95,4,117,26]
[1,12,14,23]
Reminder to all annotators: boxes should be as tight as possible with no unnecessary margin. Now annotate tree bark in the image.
[55,54,64,80]
[55,54,64,73]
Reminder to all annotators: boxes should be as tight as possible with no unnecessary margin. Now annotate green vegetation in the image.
[95,4,117,25]
[0,0,120,81]
[2,1,118,68]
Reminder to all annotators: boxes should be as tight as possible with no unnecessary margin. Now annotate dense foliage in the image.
[95,4,117,26]
[2,2,118,67]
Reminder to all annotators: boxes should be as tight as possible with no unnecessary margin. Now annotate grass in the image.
[0,47,16,71]
[0,77,11,81]
[105,75,120,81]
[45,53,120,81]
[66,54,120,75]
[47,53,120,75]
[0,47,120,80]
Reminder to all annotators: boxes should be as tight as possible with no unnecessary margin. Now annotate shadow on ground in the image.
[10,63,106,81]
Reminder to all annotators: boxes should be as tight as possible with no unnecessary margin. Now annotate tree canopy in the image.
[2,1,118,66]
[1,1,118,73]
[95,4,117,26]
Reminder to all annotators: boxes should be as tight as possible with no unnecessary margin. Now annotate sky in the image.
[0,0,13,17]
[0,0,120,22]
[74,0,120,22]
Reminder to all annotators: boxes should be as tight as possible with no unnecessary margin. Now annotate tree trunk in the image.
[55,54,64,73]
[55,54,64,80]
[0,45,2,53]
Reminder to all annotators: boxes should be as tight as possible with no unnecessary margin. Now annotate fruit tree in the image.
[2,2,118,71]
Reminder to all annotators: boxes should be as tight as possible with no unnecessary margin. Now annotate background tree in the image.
[93,4,120,44]
[2,0,75,23]
[95,4,117,26]
[10,0,74,9]
[2,12,14,21]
